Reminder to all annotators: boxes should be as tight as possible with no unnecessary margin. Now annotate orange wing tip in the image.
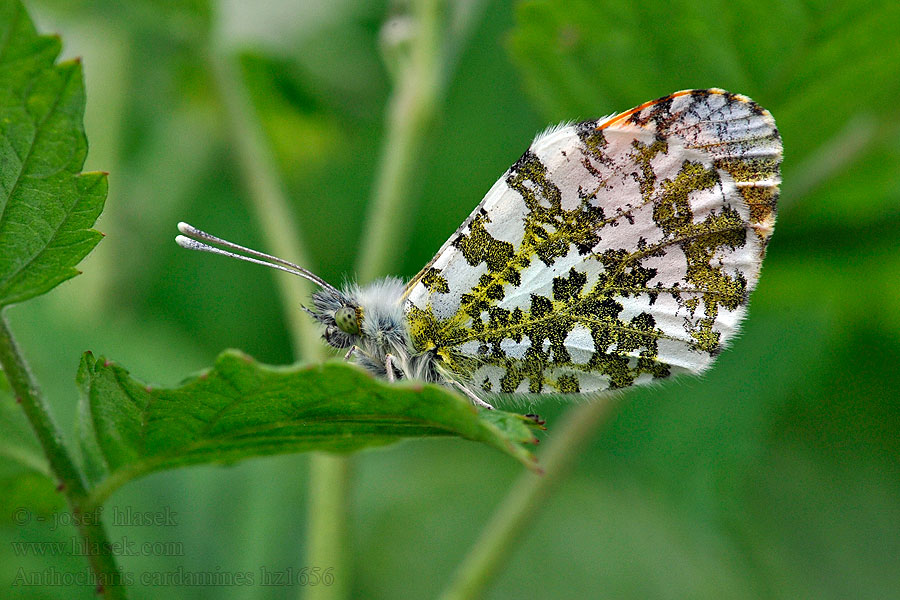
[596,88,772,130]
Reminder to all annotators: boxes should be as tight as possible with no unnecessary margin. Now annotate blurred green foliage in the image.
[2,0,899,598]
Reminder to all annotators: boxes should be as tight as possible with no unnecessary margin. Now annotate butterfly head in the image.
[304,287,364,350]
[306,277,408,352]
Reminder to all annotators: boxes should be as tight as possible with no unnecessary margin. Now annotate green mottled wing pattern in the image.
[404,89,781,396]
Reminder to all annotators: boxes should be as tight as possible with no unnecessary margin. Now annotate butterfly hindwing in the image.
[404,89,781,396]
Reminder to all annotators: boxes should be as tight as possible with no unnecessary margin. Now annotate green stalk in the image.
[299,2,447,597]
[207,44,353,600]
[300,0,452,596]
[437,399,620,600]
[208,49,322,360]
[0,313,128,599]
[357,0,442,283]
[211,1,479,596]
[305,453,352,599]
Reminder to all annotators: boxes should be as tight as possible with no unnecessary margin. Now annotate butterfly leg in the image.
[344,346,359,361]
[385,354,396,382]
[451,380,494,410]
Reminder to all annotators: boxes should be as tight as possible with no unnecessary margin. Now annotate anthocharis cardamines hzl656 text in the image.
[177,89,781,410]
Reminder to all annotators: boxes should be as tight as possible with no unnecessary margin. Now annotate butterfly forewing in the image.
[405,89,781,396]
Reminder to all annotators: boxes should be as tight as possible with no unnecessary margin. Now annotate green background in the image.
[3,0,899,598]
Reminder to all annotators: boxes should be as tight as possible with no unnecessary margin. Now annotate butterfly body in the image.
[305,277,437,382]
[178,89,781,410]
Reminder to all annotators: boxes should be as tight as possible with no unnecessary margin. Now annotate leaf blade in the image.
[0,0,106,307]
[77,350,543,499]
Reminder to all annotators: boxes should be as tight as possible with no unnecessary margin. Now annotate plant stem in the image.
[304,456,351,600]
[296,2,448,597]
[437,399,620,600]
[357,0,442,282]
[212,1,476,596]
[306,453,352,599]
[208,49,322,360]
[301,1,449,596]
[0,312,127,599]
[207,43,353,600]
[782,113,879,207]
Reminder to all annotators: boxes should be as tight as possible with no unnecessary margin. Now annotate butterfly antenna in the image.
[175,222,341,296]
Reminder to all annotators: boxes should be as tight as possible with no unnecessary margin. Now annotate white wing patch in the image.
[405,89,781,396]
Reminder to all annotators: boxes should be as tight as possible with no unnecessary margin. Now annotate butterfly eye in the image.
[334,307,361,335]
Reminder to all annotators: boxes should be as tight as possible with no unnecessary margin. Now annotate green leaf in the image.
[0,0,106,308]
[77,350,543,503]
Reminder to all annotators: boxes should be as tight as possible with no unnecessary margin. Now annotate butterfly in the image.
[177,89,781,410]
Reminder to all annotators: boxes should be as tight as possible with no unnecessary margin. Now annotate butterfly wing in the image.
[404,89,781,395]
